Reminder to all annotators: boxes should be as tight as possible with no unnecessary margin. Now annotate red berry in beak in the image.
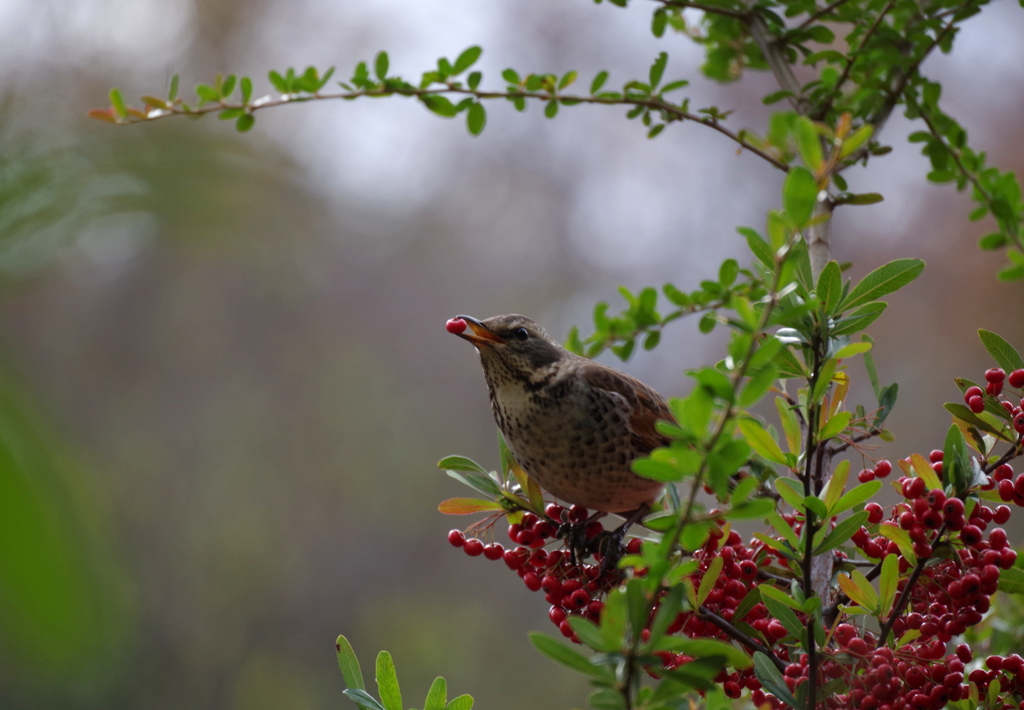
[446,317,467,334]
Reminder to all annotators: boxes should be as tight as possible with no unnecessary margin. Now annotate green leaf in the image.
[438,456,488,473]
[502,68,520,84]
[697,556,724,607]
[466,103,486,136]
[453,46,483,75]
[740,227,774,269]
[819,411,851,441]
[830,481,881,517]
[738,419,787,465]
[424,678,447,710]
[558,70,578,90]
[795,116,823,170]
[944,403,1013,441]
[817,260,843,315]
[445,695,473,710]
[838,570,878,612]
[544,100,559,119]
[840,124,874,158]
[420,95,458,117]
[834,342,872,359]
[998,566,1024,594]
[235,114,255,133]
[649,51,668,88]
[169,74,179,100]
[337,635,366,690]
[590,71,609,94]
[529,633,614,682]
[822,460,849,513]
[375,652,402,710]
[344,689,386,710]
[878,523,916,565]
[767,512,801,549]
[567,616,609,651]
[878,554,898,622]
[600,588,628,652]
[839,259,925,312]
[978,330,1024,373]
[783,167,817,226]
[753,652,799,709]
[375,52,389,80]
[775,478,805,512]
[832,302,887,337]
[240,77,253,104]
[632,458,683,482]
[814,510,869,555]
[841,192,884,205]
[109,88,128,118]
[775,397,802,455]
[758,584,802,612]
[658,638,752,669]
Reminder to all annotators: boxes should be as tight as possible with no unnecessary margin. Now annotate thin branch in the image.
[746,9,808,114]
[698,606,787,670]
[656,0,748,19]
[814,0,896,121]
[795,0,857,30]
[105,85,791,172]
[876,530,940,644]
[918,108,1023,249]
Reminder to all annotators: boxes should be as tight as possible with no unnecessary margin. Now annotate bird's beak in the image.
[453,315,504,347]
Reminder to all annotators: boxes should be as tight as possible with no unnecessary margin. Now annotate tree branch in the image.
[102,85,791,172]
[698,605,786,670]
[795,0,857,30]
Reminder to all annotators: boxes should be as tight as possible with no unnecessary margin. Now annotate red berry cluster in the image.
[963,367,1024,436]
[447,503,621,642]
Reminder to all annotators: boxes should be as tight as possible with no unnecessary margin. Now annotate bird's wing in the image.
[577,362,675,454]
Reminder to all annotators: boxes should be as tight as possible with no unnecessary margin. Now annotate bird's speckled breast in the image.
[481,356,663,513]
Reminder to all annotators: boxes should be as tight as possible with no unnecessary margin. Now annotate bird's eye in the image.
[514,327,530,342]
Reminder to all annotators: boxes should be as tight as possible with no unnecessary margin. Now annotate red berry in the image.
[927,488,946,509]
[545,503,565,522]
[448,529,466,547]
[549,606,566,625]
[995,464,1014,481]
[964,385,984,402]
[994,505,1012,524]
[739,559,758,580]
[834,623,857,647]
[463,538,484,556]
[1009,369,1024,388]
[960,525,983,547]
[445,317,467,334]
[988,380,1003,397]
[523,572,542,591]
[986,368,1006,384]
[858,468,875,483]
[483,543,504,560]
[943,497,965,519]
[569,588,591,608]
[968,395,985,413]
[865,502,884,525]
[990,527,1008,549]
[956,643,973,663]
[873,460,892,478]
[847,637,868,655]
[929,450,945,463]
[1015,412,1024,435]
[999,479,1015,501]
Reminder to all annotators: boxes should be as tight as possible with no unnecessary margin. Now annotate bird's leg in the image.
[591,503,651,577]
[557,511,607,566]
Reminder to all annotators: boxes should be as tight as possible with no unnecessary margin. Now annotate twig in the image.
[795,0,856,30]
[699,605,787,670]
[656,0,748,19]
[108,85,791,173]
[814,0,896,121]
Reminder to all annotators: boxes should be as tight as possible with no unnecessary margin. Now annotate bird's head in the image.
[446,314,570,375]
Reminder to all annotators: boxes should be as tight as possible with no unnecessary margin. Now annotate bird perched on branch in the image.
[447,314,675,516]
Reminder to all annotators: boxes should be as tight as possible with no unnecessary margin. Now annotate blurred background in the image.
[0,0,1022,708]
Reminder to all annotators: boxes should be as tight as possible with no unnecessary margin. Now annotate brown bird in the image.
[448,314,676,515]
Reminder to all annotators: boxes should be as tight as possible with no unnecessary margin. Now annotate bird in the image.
[447,313,676,516]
